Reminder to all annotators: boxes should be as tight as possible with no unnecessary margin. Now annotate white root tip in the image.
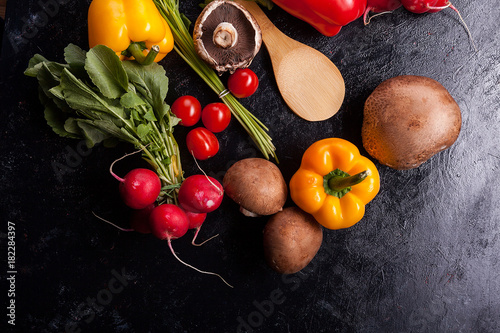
[191,226,220,246]
[429,2,478,52]
[92,211,134,232]
[448,4,478,52]
[109,146,148,182]
[190,150,223,196]
[364,10,395,26]
[167,239,233,288]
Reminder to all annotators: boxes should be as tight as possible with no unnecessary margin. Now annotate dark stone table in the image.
[1,0,499,332]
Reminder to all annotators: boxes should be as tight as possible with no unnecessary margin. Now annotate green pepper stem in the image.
[328,170,369,191]
[127,43,159,66]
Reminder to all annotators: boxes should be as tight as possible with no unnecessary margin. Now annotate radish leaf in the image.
[60,69,127,121]
[120,91,146,108]
[85,45,129,99]
[137,124,151,139]
[76,121,110,148]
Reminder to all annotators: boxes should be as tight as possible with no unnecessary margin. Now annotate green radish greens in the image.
[153,0,277,160]
[25,44,183,202]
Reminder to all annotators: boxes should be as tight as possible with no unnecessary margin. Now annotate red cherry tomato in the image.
[186,127,219,160]
[227,68,259,98]
[171,95,201,126]
[201,103,231,133]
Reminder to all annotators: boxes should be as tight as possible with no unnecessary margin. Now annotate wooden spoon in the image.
[235,0,345,122]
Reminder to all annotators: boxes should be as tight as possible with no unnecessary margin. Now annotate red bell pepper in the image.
[271,0,367,36]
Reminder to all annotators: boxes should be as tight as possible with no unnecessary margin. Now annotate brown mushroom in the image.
[263,207,323,274]
[193,0,262,74]
[222,158,287,217]
[362,75,462,169]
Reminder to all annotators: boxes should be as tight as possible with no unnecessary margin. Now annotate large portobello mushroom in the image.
[362,75,462,170]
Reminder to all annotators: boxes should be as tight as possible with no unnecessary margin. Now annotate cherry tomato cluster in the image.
[171,68,259,160]
[171,96,231,160]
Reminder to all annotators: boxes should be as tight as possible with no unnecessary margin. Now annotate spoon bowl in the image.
[235,0,345,121]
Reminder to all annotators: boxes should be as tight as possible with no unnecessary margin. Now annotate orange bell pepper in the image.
[88,0,174,64]
[290,138,380,230]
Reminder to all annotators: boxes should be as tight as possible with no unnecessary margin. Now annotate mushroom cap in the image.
[193,0,262,74]
[223,158,287,216]
[362,75,462,169]
[263,207,323,274]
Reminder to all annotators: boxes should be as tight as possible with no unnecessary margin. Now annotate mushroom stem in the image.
[213,22,238,49]
[240,206,260,217]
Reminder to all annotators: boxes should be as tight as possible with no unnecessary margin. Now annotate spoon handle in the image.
[234,0,295,57]
[235,0,275,31]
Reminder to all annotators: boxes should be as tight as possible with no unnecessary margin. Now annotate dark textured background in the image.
[1,0,499,332]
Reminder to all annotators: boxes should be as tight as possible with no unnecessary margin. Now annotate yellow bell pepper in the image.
[290,138,380,230]
[88,0,174,64]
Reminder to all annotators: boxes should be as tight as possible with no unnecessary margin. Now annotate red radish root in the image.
[110,150,161,210]
[401,0,476,51]
[149,204,232,287]
[427,1,477,51]
[400,0,436,13]
[364,0,402,25]
[92,211,134,232]
[92,207,154,234]
[184,210,218,246]
[166,240,232,287]
[191,229,219,246]
[178,175,224,214]
[130,204,155,234]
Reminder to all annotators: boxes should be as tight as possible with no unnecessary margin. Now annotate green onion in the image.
[153,0,277,160]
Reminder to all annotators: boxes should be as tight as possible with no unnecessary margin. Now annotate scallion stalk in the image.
[153,0,277,160]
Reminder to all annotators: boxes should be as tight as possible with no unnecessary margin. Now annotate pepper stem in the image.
[328,170,369,192]
[127,43,160,65]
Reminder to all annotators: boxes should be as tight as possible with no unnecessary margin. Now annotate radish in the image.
[114,168,161,209]
[364,0,402,24]
[110,152,161,210]
[149,204,232,287]
[129,204,155,234]
[186,210,207,230]
[186,210,207,245]
[427,0,451,12]
[401,0,476,51]
[149,204,189,240]
[178,175,224,214]
[400,0,438,14]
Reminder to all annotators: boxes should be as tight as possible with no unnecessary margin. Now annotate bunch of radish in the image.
[363,0,475,49]
[98,151,232,287]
